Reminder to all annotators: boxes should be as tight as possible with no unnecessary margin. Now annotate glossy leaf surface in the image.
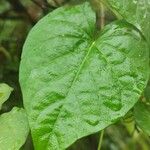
[105,0,150,44]
[19,3,149,150]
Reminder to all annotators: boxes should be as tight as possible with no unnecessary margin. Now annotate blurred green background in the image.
[0,0,149,149]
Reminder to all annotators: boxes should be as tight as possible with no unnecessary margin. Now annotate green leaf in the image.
[144,82,150,102]
[0,83,13,109]
[0,107,29,150]
[19,3,149,150]
[105,0,150,44]
[134,101,150,136]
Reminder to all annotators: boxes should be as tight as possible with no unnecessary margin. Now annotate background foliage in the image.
[0,0,150,150]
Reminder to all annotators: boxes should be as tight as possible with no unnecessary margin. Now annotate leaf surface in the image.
[0,107,29,150]
[134,101,150,136]
[0,83,13,109]
[105,0,150,44]
[19,3,149,150]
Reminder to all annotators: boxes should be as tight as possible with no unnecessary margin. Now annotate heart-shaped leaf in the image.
[19,3,149,150]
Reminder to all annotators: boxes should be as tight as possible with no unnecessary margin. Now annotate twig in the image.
[0,47,11,61]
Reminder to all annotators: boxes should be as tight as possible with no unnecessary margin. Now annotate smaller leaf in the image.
[105,0,150,45]
[0,107,29,150]
[0,83,13,109]
[134,101,150,136]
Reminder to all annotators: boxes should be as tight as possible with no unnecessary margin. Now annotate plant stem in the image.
[90,0,105,38]
[97,130,104,150]
[100,1,105,29]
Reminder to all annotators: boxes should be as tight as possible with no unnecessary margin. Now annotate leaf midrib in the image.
[46,40,96,149]
[72,41,96,84]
